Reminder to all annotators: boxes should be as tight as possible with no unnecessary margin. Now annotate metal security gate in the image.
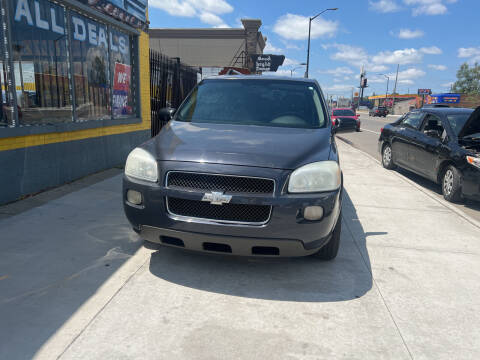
[150,50,199,137]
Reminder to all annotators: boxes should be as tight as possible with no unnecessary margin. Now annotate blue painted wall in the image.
[0,130,149,204]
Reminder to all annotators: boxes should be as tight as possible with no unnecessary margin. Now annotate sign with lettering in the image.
[250,54,285,72]
[13,0,129,52]
[427,93,461,104]
[79,0,148,30]
[113,62,132,115]
[418,88,432,95]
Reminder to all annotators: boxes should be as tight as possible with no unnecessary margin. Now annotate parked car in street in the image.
[369,106,388,117]
[331,107,361,132]
[379,107,480,202]
[123,76,352,260]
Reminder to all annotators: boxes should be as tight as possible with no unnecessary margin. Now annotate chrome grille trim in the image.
[165,171,276,195]
[164,171,275,226]
[165,197,272,226]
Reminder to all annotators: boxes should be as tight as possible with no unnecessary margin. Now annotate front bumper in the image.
[123,162,342,257]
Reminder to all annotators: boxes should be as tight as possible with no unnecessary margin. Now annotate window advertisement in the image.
[110,28,134,118]
[70,12,110,121]
[10,0,72,125]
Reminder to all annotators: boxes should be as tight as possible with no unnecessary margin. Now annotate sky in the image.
[148,0,480,98]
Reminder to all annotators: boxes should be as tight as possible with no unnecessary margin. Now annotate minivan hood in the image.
[149,121,332,170]
[458,106,480,139]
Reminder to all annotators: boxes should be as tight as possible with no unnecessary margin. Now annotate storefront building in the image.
[0,0,151,204]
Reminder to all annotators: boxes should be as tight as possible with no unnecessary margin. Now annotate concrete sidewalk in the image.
[1,141,479,359]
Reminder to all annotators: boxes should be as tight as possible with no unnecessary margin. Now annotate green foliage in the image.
[452,62,480,94]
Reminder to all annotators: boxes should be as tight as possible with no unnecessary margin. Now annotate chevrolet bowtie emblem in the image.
[202,191,232,205]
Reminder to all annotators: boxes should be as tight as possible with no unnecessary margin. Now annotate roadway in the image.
[336,112,480,223]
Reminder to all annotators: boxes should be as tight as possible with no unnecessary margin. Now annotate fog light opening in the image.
[127,189,143,205]
[303,206,324,221]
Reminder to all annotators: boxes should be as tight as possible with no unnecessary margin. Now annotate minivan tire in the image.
[313,212,341,260]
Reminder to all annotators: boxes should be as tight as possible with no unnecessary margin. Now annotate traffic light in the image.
[361,78,368,88]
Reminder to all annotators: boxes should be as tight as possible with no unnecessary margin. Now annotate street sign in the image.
[418,89,432,95]
[251,54,285,72]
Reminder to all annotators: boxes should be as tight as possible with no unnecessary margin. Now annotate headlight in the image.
[125,148,158,182]
[466,155,480,169]
[288,161,341,193]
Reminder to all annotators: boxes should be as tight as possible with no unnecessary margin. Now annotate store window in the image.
[10,0,72,125]
[2,1,138,127]
[110,28,134,118]
[1,10,7,126]
[70,12,110,121]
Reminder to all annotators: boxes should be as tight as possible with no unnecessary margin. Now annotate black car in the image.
[378,107,480,202]
[369,106,388,117]
[123,76,348,259]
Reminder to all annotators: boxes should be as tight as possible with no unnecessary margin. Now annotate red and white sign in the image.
[114,63,131,92]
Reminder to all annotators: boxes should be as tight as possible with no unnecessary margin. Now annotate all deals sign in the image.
[113,63,132,116]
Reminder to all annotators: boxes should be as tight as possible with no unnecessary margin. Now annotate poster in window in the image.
[113,62,131,116]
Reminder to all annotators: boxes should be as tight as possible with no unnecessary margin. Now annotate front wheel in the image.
[442,165,463,202]
[313,212,341,260]
[382,144,396,169]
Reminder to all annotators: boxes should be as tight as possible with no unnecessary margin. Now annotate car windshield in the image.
[333,109,355,116]
[446,113,474,136]
[176,79,327,129]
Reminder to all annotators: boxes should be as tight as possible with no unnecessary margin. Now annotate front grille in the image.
[167,197,271,224]
[339,117,357,125]
[167,172,274,195]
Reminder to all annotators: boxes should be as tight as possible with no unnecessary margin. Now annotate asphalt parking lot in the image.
[1,141,479,359]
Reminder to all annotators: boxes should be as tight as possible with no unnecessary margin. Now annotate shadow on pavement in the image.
[149,190,374,302]
[0,175,142,360]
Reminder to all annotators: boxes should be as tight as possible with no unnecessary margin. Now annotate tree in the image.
[452,62,480,94]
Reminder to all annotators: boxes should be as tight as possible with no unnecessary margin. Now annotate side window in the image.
[401,112,424,130]
[421,114,445,138]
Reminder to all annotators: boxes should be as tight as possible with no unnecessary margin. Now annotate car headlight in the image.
[125,148,158,182]
[466,155,480,169]
[288,161,341,193]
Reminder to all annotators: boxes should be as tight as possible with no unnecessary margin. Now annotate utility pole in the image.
[357,66,365,109]
[379,73,390,107]
[392,64,399,114]
[305,8,338,78]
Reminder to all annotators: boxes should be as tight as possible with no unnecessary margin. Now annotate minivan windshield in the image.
[176,79,327,129]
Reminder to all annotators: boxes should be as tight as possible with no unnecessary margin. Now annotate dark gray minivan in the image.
[123,76,344,260]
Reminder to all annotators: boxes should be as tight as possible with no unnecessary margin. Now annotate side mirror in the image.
[332,119,340,134]
[158,107,176,122]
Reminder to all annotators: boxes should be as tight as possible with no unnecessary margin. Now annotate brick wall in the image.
[458,94,480,109]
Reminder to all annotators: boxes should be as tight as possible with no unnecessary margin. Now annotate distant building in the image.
[149,19,267,75]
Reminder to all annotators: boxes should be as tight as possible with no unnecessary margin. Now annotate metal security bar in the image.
[150,49,199,137]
